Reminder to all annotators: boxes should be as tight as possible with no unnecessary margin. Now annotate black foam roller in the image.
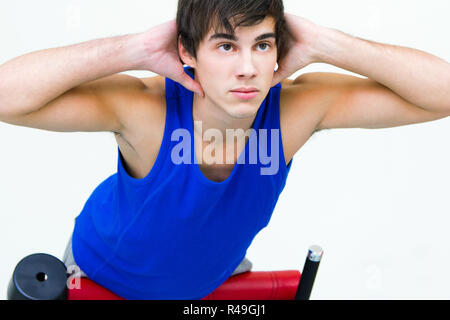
[7,253,68,300]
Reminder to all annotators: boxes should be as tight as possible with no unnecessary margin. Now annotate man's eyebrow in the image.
[208,32,276,42]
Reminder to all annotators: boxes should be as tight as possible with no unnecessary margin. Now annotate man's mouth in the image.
[231,87,259,93]
[230,91,259,100]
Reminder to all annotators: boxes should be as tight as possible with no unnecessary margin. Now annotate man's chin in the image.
[226,105,259,119]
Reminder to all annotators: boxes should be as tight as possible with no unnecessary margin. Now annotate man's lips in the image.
[230,87,259,93]
[230,91,259,100]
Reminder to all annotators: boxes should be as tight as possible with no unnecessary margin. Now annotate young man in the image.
[0,0,449,299]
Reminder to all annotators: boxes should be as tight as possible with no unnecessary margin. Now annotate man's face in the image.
[190,16,278,119]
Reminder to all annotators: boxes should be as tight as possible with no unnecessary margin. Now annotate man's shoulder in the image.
[281,78,295,87]
[140,75,166,98]
[117,74,166,143]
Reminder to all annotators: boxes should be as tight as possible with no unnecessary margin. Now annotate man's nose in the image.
[236,53,257,78]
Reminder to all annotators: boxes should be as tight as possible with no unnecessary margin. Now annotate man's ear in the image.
[178,35,197,68]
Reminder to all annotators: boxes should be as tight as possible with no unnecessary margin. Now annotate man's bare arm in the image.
[273,14,450,134]
[0,34,146,118]
[313,27,450,114]
[0,19,203,133]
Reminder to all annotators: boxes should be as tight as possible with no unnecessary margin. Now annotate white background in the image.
[0,0,449,300]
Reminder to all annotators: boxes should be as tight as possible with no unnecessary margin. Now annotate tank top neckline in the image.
[187,92,261,186]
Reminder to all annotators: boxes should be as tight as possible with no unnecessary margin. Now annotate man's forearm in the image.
[312,27,450,113]
[0,32,147,117]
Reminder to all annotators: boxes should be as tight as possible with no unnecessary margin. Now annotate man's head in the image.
[176,0,293,120]
[176,0,291,65]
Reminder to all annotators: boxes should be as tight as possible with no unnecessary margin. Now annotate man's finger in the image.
[272,70,285,87]
[180,74,204,98]
[273,67,294,87]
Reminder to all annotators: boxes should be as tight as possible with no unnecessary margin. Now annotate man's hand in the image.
[272,13,324,87]
[138,20,205,97]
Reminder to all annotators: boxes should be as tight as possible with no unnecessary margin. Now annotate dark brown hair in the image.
[176,0,293,65]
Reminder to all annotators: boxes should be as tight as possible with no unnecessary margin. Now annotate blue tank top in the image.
[72,66,293,299]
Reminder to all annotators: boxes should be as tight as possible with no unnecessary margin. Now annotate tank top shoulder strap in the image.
[165,76,179,100]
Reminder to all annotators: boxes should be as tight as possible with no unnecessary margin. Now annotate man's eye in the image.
[257,43,271,51]
[218,44,233,52]
[218,43,272,53]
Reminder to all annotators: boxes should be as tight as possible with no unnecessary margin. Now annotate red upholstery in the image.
[68,278,126,300]
[68,270,301,300]
[201,271,301,300]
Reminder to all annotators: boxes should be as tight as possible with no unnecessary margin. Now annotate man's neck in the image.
[192,93,257,138]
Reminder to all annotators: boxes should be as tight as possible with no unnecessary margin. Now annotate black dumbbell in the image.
[7,253,68,300]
